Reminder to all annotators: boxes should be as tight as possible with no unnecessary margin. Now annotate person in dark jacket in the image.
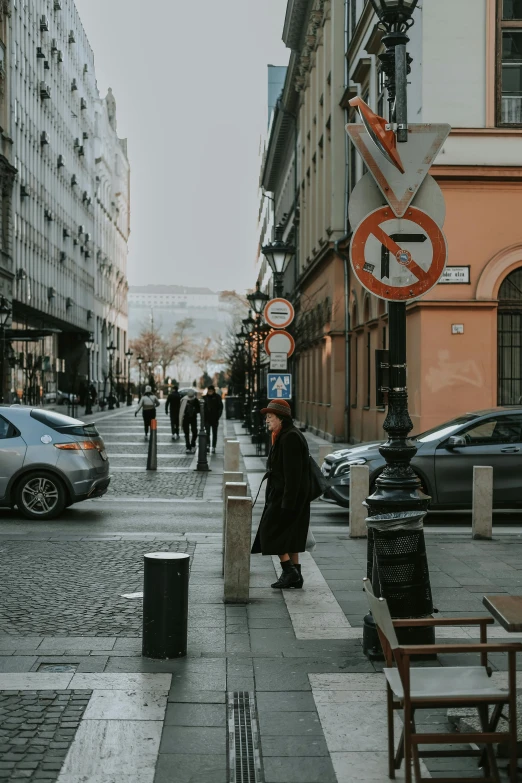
[203,385,223,453]
[165,385,181,440]
[179,389,200,453]
[251,399,311,589]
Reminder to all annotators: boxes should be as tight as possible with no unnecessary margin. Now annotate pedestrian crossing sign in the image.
[267,373,292,400]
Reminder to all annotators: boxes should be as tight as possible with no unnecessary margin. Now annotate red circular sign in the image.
[264,298,295,329]
[350,206,447,301]
[264,330,295,357]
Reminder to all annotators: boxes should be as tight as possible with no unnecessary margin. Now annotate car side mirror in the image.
[447,435,466,449]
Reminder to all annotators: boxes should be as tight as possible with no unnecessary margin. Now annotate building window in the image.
[497,0,522,125]
[498,266,522,404]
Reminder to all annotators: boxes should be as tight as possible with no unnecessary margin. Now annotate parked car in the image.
[0,406,110,520]
[322,407,522,510]
[43,390,70,405]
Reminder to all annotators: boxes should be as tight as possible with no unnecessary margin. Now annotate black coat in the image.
[251,421,311,556]
[204,393,223,424]
[165,390,181,417]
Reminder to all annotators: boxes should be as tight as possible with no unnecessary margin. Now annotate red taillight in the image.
[55,441,97,451]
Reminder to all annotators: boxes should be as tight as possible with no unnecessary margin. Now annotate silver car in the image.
[0,406,110,520]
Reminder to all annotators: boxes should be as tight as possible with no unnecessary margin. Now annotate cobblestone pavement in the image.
[0,540,195,636]
[0,689,91,781]
[106,471,207,498]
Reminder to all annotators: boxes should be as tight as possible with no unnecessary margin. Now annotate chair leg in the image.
[395,730,405,770]
[478,702,504,769]
[477,704,501,783]
[410,709,423,783]
[404,702,412,783]
[387,685,395,779]
[508,652,518,783]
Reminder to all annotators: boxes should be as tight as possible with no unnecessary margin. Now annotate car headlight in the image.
[331,458,367,478]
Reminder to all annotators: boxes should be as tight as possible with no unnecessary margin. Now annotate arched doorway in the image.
[498,267,522,404]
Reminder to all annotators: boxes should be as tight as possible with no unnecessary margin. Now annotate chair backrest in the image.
[363,578,399,650]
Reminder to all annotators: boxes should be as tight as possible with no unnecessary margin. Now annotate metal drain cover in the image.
[38,663,78,673]
[228,691,263,782]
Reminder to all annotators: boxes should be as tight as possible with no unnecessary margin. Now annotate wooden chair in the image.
[363,577,522,783]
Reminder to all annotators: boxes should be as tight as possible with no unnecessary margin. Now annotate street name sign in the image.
[346,118,450,218]
[270,352,288,370]
[439,266,470,284]
[264,329,295,358]
[268,373,292,399]
[350,205,447,302]
[264,298,295,329]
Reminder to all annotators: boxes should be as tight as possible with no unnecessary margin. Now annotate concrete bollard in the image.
[224,496,252,603]
[317,445,333,466]
[146,418,157,471]
[350,464,369,539]
[472,465,493,540]
[142,552,190,659]
[222,481,248,575]
[223,471,244,487]
[224,439,240,472]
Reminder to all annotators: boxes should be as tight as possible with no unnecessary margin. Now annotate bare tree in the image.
[157,318,194,381]
[194,336,216,375]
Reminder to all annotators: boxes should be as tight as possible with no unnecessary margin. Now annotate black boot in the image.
[271,560,301,589]
[294,563,304,589]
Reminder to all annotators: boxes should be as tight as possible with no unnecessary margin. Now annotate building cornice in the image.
[283,0,315,50]
[431,165,522,181]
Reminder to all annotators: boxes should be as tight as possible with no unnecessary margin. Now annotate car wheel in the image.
[15,472,66,520]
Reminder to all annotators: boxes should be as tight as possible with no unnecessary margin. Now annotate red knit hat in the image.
[260,399,292,418]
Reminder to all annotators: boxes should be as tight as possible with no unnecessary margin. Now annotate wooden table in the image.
[483,594,522,632]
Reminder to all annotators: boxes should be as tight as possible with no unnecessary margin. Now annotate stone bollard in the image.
[224,496,252,603]
[224,440,240,473]
[350,465,369,539]
[317,445,332,466]
[222,481,248,575]
[146,418,158,471]
[472,465,493,540]
[223,471,244,487]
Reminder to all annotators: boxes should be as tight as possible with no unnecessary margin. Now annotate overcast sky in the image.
[74,0,289,294]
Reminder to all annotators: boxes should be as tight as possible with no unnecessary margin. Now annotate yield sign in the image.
[350,205,447,302]
[346,122,451,218]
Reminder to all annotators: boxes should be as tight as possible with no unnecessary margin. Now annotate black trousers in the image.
[169,413,179,436]
[205,422,219,448]
[183,418,197,448]
[142,408,156,435]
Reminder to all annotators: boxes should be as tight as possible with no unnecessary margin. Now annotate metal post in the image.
[274,272,284,298]
[395,43,408,143]
[108,352,114,410]
[363,302,434,659]
[142,552,190,658]
[85,346,92,416]
[147,418,157,470]
[126,356,132,406]
[196,398,210,471]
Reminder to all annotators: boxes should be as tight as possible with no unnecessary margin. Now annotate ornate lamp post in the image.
[107,342,116,410]
[261,223,295,298]
[247,284,270,443]
[242,311,255,433]
[360,0,433,659]
[125,349,133,406]
[84,332,94,416]
[147,360,153,390]
[0,296,12,404]
[137,356,143,397]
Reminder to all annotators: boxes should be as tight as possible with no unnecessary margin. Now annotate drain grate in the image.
[228,691,263,783]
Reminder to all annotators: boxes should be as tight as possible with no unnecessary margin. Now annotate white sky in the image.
[74,0,289,294]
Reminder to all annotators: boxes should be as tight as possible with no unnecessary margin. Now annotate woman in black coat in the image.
[251,399,311,589]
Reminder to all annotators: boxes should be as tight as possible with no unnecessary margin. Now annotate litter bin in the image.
[225,395,243,420]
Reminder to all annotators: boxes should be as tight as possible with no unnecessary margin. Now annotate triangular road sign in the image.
[346,122,451,217]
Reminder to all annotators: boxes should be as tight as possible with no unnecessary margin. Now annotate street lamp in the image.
[84,332,94,416]
[0,296,11,404]
[137,355,143,397]
[361,0,434,659]
[261,223,295,298]
[147,360,153,390]
[125,349,133,406]
[107,342,116,410]
[247,282,270,316]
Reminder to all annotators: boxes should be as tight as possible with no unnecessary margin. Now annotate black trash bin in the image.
[225,395,242,420]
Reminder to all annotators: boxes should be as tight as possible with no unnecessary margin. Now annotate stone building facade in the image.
[8,0,129,403]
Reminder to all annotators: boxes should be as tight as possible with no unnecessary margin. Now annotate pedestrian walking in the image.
[165,384,181,440]
[251,399,311,589]
[203,385,223,453]
[135,385,160,438]
[179,389,200,453]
